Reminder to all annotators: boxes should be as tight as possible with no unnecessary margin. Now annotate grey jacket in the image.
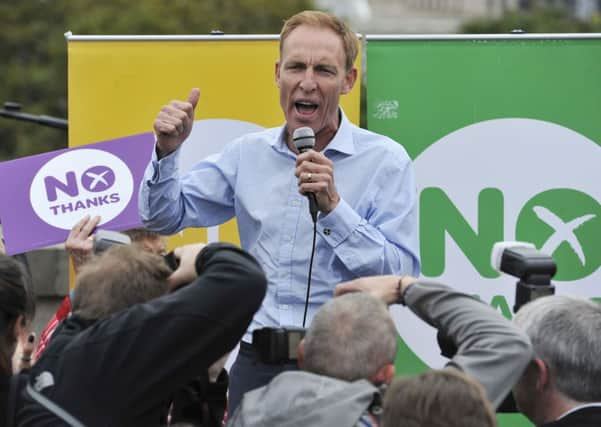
[405,281,533,408]
[226,371,379,427]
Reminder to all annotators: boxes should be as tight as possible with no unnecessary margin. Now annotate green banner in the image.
[367,35,601,427]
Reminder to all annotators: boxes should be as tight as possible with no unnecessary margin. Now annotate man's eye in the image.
[317,67,335,75]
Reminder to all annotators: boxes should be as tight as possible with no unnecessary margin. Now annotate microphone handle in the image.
[298,146,319,223]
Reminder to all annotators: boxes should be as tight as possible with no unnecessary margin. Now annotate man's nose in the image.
[299,69,317,92]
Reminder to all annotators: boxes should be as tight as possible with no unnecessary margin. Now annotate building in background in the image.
[316,0,600,33]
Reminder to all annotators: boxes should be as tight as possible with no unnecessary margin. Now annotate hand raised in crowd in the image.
[167,243,206,291]
[295,150,340,214]
[65,214,101,273]
[335,275,418,306]
[154,88,200,158]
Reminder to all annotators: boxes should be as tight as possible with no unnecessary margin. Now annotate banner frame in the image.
[366,33,601,41]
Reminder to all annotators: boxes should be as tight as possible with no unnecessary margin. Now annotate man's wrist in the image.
[396,276,415,305]
[155,143,170,160]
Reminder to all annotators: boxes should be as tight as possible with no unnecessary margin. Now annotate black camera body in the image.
[252,326,306,364]
[438,242,557,358]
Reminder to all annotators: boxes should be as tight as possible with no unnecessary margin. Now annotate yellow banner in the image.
[68,36,361,248]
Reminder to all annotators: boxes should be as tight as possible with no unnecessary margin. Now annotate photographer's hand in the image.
[66,215,101,273]
[167,243,206,291]
[335,275,418,306]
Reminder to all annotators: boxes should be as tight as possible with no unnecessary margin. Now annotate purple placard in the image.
[0,132,155,255]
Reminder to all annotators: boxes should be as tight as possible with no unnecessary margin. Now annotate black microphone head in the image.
[292,127,315,153]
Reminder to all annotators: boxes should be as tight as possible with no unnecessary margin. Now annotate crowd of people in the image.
[1,8,599,427]
[2,221,600,426]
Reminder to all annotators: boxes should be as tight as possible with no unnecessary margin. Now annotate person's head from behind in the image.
[512,295,601,425]
[277,10,358,148]
[71,245,171,320]
[382,369,497,427]
[299,292,397,385]
[0,254,34,374]
[122,227,167,256]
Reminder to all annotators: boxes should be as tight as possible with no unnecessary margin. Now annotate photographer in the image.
[334,276,533,410]
[229,292,396,427]
[35,215,168,359]
[17,242,266,426]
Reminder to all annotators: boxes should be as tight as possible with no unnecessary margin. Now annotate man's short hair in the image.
[71,245,171,320]
[382,369,497,427]
[280,10,359,71]
[303,292,397,382]
[514,295,601,402]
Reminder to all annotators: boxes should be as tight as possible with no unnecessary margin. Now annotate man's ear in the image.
[275,61,281,88]
[341,67,358,95]
[297,338,305,369]
[533,357,551,391]
[372,363,395,385]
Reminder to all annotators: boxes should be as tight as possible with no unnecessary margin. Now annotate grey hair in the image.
[303,292,398,382]
[514,295,601,401]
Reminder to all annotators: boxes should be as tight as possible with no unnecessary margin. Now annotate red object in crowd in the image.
[35,296,72,360]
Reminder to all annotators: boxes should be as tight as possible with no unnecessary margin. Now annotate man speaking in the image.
[139,10,419,412]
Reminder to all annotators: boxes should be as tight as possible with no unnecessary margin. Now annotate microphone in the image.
[292,127,319,223]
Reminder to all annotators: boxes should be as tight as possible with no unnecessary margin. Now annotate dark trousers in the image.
[227,341,299,415]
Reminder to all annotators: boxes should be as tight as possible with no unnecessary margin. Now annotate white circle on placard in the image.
[30,149,133,229]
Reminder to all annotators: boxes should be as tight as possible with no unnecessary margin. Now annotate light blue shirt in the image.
[139,111,420,342]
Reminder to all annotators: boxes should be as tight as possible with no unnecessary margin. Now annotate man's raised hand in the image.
[167,243,206,291]
[65,214,101,273]
[154,88,200,158]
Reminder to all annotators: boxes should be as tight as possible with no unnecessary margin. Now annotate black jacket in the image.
[541,406,601,427]
[17,243,266,426]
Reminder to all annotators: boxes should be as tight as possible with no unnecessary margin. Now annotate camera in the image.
[93,230,132,254]
[252,326,306,364]
[491,241,556,312]
[438,241,556,357]
[92,229,179,270]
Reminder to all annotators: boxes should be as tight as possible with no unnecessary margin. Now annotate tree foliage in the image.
[461,6,601,34]
[0,0,314,160]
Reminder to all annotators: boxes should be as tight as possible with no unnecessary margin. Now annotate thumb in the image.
[187,88,200,109]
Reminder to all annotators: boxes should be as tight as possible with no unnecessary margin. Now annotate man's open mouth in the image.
[295,101,318,115]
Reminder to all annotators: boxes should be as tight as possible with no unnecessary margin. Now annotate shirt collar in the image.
[557,402,601,420]
[272,108,356,156]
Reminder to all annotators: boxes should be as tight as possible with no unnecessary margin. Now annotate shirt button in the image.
[323,228,331,236]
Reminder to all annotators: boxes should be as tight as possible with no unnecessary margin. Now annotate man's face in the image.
[276,25,357,149]
[512,361,544,425]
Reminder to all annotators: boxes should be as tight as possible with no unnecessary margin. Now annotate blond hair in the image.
[280,10,358,71]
